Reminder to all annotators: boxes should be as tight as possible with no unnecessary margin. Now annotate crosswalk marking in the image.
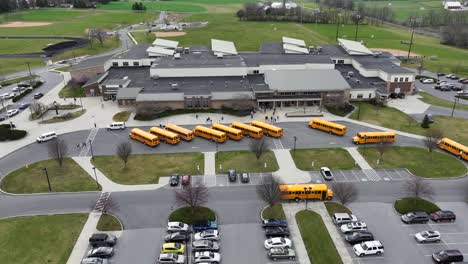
[79,128,99,157]
[272,138,284,149]
[94,192,111,212]
[362,169,381,181]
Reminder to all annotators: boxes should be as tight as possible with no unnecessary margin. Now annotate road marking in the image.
[350,170,361,181]
[79,128,99,157]
[384,177,390,181]
[340,170,350,182]
[361,178,367,182]
[94,192,111,212]
[273,138,284,149]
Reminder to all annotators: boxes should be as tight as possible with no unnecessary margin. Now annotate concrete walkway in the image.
[73,157,168,192]
[204,152,216,175]
[344,147,381,181]
[66,211,101,264]
[282,203,311,264]
[272,149,311,184]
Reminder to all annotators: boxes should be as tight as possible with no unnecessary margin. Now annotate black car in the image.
[344,231,374,245]
[164,232,189,243]
[263,219,288,228]
[265,226,290,238]
[401,211,429,224]
[227,169,237,182]
[33,92,43,99]
[432,249,464,263]
[89,233,117,247]
[240,172,250,183]
[169,174,180,186]
[0,116,5,121]
[437,73,445,77]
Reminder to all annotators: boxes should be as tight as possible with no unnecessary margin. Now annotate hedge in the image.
[12,81,43,103]
[0,126,27,141]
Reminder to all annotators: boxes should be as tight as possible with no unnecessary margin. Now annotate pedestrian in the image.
[77,143,80,148]
[250,114,253,119]
[265,116,268,121]
[83,141,87,147]
[221,115,224,121]
[273,117,276,123]
[159,123,163,128]
[94,122,97,128]
[74,97,77,104]
[277,115,279,120]
[195,114,198,119]
[64,97,66,102]
[270,116,273,122]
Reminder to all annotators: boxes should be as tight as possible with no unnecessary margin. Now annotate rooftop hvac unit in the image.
[184,48,190,54]
[356,79,361,84]
[309,46,315,52]
[174,53,181,59]
[217,53,224,59]
[171,83,178,90]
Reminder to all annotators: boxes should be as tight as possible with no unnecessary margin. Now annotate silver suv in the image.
[333,213,358,225]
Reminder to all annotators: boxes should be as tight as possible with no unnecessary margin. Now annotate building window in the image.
[404,77,409,82]
[133,61,139,66]
[123,61,129,66]
[112,62,118,67]
[337,60,344,64]
[369,93,372,98]
[394,77,398,82]
[357,94,363,99]
[399,77,404,82]
[253,70,259,74]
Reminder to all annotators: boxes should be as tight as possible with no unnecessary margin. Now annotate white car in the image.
[193,251,221,263]
[158,253,184,264]
[194,230,220,241]
[264,237,292,249]
[6,109,19,117]
[340,222,367,234]
[353,240,384,257]
[457,90,468,96]
[422,78,434,84]
[320,167,333,181]
[81,258,109,264]
[414,230,441,243]
[107,122,126,130]
[166,222,189,233]
[1,92,15,99]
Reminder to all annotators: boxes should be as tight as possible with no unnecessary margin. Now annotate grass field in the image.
[291,148,358,171]
[1,158,100,193]
[113,111,131,122]
[262,204,286,220]
[394,197,440,215]
[350,102,468,145]
[53,37,120,61]
[324,202,352,217]
[92,153,204,184]
[358,146,467,178]
[296,210,343,264]
[215,150,279,174]
[0,58,44,76]
[419,91,468,111]
[359,0,443,23]
[39,109,86,124]
[97,214,122,231]
[0,39,63,54]
[0,214,87,264]
[59,86,85,98]
[97,2,207,12]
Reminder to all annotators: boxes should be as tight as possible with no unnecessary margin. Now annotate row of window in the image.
[394,77,409,82]
[314,122,343,132]
[112,61,140,67]
[442,142,465,153]
[358,135,395,139]
[285,190,324,195]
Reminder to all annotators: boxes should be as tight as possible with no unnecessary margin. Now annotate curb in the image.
[0,188,101,196]
[97,212,124,231]
[404,167,468,180]
[392,199,402,216]
[260,205,269,221]
[0,210,90,221]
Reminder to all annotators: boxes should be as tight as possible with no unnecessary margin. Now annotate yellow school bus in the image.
[212,123,243,140]
[194,125,227,143]
[309,119,346,136]
[353,131,396,144]
[231,121,263,138]
[280,183,333,201]
[438,138,468,161]
[165,123,194,141]
[250,120,283,137]
[150,127,180,145]
[129,128,160,147]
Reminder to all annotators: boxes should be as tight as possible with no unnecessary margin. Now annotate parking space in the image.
[111,228,164,264]
[310,169,413,184]
[164,173,273,190]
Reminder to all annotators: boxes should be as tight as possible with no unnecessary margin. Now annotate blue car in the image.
[18,103,29,110]
[263,219,288,228]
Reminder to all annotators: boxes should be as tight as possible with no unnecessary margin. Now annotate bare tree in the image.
[175,180,209,215]
[423,128,444,154]
[249,137,269,160]
[116,141,132,168]
[376,140,391,162]
[332,182,359,205]
[102,195,120,214]
[256,176,282,207]
[30,102,46,117]
[47,139,68,167]
[405,177,434,199]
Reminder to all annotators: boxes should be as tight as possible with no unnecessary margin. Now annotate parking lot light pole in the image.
[42,167,52,192]
[293,136,297,157]
[92,167,99,189]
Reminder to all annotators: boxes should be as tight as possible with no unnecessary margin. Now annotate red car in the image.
[430,210,456,222]
[182,175,191,186]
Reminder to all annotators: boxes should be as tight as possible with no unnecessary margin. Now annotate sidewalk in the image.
[203,152,215,175]
[66,211,101,264]
[73,156,168,192]
[344,147,372,170]
[282,203,311,264]
[272,149,311,184]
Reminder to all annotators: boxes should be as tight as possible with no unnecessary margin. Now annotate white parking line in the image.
[439,232,468,235]
[429,223,457,226]
[350,170,360,181]
[393,169,404,180]
[351,256,385,259]
[340,170,350,182]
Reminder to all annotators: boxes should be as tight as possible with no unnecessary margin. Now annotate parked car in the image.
[264,237,292,249]
[267,247,296,261]
[227,169,237,182]
[432,249,464,263]
[320,167,334,181]
[33,92,43,99]
[414,230,441,243]
[345,231,374,245]
[12,86,30,92]
[158,253,185,264]
[401,211,429,224]
[448,75,459,80]
[340,222,368,234]
[81,258,109,264]
[437,80,447,85]
[458,90,468,96]
[167,222,189,233]
[36,131,57,143]
[194,230,220,241]
[0,116,5,121]
[161,242,185,254]
[87,247,114,258]
[181,174,191,186]
[18,103,29,110]
[169,174,180,186]
[460,78,468,84]
[164,232,189,243]
[191,240,220,252]
[193,251,221,263]
[6,109,19,117]
[265,226,290,238]
[451,84,463,91]
[263,219,288,228]
[437,73,445,77]
[430,210,456,222]
[353,240,384,257]
[446,74,457,79]
[0,92,15,99]
[107,122,126,130]
[440,85,451,91]
[333,213,358,225]
[89,233,117,247]
[240,172,250,183]
[193,220,218,232]
[422,78,434,84]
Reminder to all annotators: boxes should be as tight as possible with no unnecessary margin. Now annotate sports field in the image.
[358,0,444,23]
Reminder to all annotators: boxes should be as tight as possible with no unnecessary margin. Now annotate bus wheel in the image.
[328,131,332,135]
[327,196,332,200]
[294,197,300,202]
[457,156,461,159]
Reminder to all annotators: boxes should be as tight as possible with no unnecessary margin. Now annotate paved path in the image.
[66,211,101,264]
[204,152,215,175]
[273,149,310,183]
[345,147,381,182]
[282,203,311,264]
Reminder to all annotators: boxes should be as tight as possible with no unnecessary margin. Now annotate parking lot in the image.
[346,202,468,264]
[309,168,413,183]
[164,173,273,189]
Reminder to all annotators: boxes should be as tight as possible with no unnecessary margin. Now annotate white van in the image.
[107,122,126,130]
[36,131,57,143]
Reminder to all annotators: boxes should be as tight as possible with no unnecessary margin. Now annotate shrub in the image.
[0,126,27,141]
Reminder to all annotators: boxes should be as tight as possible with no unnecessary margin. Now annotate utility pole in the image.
[293,136,297,157]
[92,167,100,189]
[407,17,416,60]
[335,13,341,41]
[451,97,458,117]
[42,167,52,192]
[354,15,361,41]
[26,62,32,85]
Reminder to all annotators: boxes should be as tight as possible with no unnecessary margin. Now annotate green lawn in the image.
[359,0,443,24]
[394,197,440,215]
[291,148,358,171]
[97,214,122,231]
[324,201,352,217]
[0,74,39,87]
[350,102,468,145]
[215,150,279,174]
[358,146,467,178]
[169,206,216,224]
[0,58,44,75]
[39,109,86,124]
[92,153,204,184]
[1,158,100,193]
[0,213,87,264]
[97,2,207,12]
[296,210,343,264]
[0,39,63,54]
[262,204,286,220]
[113,111,131,122]
[53,37,120,61]
[419,91,468,112]
[59,86,85,98]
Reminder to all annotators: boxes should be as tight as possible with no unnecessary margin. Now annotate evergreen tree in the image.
[421,114,430,129]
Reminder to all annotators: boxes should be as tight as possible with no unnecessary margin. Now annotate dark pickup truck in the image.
[192,220,218,232]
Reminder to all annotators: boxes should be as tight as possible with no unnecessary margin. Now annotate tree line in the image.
[0,0,117,13]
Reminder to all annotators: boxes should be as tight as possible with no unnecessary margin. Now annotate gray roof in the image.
[211,91,254,100]
[136,93,184,102]
[115,44,151,60]
[71,54,113,71]
[240,53,332,66]
[152,51,246,68]
[102,78,131,86]
[116,88,141,99]
[264,69,350,92]
[335,64,387,90]
[353,56,414,74]
[260,42,284,54]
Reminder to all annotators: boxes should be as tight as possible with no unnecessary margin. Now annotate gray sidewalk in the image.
[66,211,101,264]
[203,152,216,175]
[272,149,311,184]
[344,147,381,181]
